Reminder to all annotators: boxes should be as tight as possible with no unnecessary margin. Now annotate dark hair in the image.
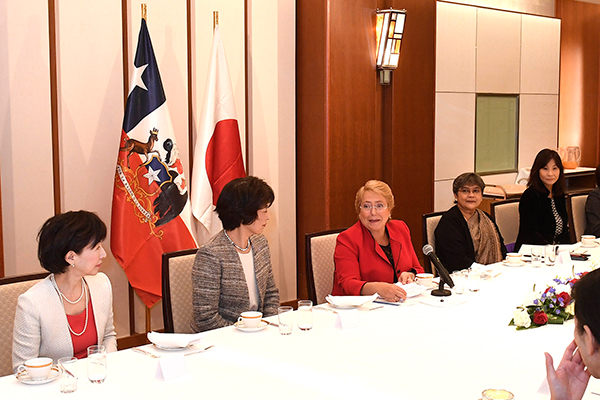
[215,176,275,231]
[595,164,600,187]
[528,149,565,196]
[37,211,107,274]
[573,268,600,345]
[452,172,485,194]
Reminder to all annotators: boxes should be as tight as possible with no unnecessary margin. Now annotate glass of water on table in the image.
[87,345,107,383]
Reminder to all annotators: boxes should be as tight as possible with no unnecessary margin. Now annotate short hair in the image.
[216,176,275,231]
[528,149,565,196]
[573,268,600,345]
[354,180,395,215]
[37,210,107,274]
[452,173,485,195]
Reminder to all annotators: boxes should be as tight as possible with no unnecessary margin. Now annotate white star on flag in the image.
[130,64,148,92]
[143,166,161,185]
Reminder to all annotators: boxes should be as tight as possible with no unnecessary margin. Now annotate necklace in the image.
[51,275,89,336]
[224,230,250,252]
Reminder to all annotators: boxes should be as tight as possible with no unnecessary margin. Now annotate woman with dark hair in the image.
[515,149,571,251]
[12,211,116,371]
[192,176,280,332]
[545,268,600,400]
[435,172,507,273]
[584,164,600,237]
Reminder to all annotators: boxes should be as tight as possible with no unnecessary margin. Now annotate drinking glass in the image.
[58,357,78,393]
[278,306,293,335]
[87,345,107,384]
[451,271,464,294]
[298,300,313,331]
[468,266,481,292]
[545,244,557,266]
[531,246,543,267]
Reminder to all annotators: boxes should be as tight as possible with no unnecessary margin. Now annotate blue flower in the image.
[555,309,561,315]
[533,299,539,305]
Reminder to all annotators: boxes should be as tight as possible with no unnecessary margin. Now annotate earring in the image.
[70,264,75,268]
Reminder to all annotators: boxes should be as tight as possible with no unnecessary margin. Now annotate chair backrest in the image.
[421,212,445,273]
[0,272,49,377]
[305,229,345,305]
[490,198,521,251]
[162,248,198,334]
[568,191,590,243]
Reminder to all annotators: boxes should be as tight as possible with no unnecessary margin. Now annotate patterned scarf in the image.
[467,209,503,265]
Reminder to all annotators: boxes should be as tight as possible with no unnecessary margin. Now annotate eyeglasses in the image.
[458,188,482,195]
[360,203,388,211]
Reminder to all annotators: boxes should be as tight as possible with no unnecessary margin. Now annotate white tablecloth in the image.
[2,250,600,399]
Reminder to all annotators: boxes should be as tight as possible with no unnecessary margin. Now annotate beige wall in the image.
[0,0,296,336]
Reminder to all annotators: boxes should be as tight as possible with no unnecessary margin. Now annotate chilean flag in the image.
[111,18,196,308]
[191,25,246,238]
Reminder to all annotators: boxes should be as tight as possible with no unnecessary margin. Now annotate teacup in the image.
[415,273,434,287]
[237,311,263,328]
[582,235,596,246]
[17,357,53,380]
[506,253,522,264]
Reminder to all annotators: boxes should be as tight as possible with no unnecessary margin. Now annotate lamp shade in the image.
[376,8,406,70]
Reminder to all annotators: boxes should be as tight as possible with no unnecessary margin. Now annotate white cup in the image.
[237,311,263,328]
[17,357,53,380]
[582,235,596,246]
[415,273,434,287]
[506,253,522,264]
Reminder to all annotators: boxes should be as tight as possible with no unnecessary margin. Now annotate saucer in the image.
[503,260,525,267]
[234,321,268,332]
[153,342,195,351]
[16,367,59,385]
[580,243,599,248]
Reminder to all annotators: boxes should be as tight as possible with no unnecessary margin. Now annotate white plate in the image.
[325,294,377,309]
[580,243,599,248]
[503,260,526,267]
[153,342,195,351]
[234,321,268,332]
[16,367,59,385]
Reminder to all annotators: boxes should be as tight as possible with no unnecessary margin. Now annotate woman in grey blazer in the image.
[12,211,117,371]
[192,176,280,332]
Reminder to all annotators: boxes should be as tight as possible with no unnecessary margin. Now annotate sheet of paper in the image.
[155,355,188,381]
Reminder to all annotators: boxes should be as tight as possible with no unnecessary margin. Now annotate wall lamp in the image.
[375,8,406,85]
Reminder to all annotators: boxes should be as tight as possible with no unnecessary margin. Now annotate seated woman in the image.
[515,149,571,251]
[13,211,117,372]
[192,176,280,332]
[435,173,506,273]
[584,164,600,237]
[544,268,600,400]
[332,180,424,303]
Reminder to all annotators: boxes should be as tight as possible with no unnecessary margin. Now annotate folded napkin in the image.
[326,293,378,308]
[147,331,204,348]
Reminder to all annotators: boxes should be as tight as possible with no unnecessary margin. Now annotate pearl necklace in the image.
[224,230,250,252]
[51,275,89,336]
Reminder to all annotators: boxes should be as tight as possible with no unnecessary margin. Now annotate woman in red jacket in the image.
[332,180,424,302]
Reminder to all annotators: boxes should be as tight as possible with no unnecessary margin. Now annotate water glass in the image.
[545,244,557,266]
[298,300,313,331]
[531,246,543,267]
[58,357,78,393]
[278,306,293,335]
[87,345,106,384]
[468,266,481,292]
[451,271,465,294]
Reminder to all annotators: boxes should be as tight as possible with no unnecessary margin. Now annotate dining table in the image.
[2,244,600,400]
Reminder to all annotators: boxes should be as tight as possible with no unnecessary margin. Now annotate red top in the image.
[67,297,98,359]
[332,220,424,296]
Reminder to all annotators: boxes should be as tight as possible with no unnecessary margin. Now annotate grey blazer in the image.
[192,231,280,332]
[12,273,117,371]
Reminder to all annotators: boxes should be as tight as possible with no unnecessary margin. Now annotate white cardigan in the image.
[12,273,117,371]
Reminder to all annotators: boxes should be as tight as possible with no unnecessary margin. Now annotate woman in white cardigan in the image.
[12,211,117,372]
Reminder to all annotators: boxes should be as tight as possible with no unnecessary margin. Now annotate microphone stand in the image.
[431,279,451,297]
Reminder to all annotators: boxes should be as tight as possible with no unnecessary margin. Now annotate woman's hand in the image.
[544,340,591,400]
[361,282,406,302]
[399,271,415,284]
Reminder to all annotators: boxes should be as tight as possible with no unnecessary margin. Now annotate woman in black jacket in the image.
[514,149,571,251]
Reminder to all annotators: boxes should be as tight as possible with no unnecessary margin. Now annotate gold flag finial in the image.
[142,4,147,20]
[213,11,219,30]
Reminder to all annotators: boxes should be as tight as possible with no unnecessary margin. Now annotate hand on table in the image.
[399,271,415,284]
[363,282,406,302]
[544,340,590,400]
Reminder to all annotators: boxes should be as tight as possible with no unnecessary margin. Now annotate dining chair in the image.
[567,190,591,243]
[161,248,198,334]
[490,198,521,252]
[0,272,49,377]
[421,211,445,273]
[305,228,345,305]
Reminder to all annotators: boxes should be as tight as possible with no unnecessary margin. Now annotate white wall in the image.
[0,0,296,336]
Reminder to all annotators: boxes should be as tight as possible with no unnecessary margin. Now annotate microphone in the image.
[422,244,454,297]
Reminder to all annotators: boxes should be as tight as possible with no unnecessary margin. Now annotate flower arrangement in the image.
[509,271,590,330]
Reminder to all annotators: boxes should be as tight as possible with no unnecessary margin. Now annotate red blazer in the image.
[332,220,424,296]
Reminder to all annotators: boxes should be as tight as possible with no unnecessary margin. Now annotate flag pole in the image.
[213,11,218,30]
